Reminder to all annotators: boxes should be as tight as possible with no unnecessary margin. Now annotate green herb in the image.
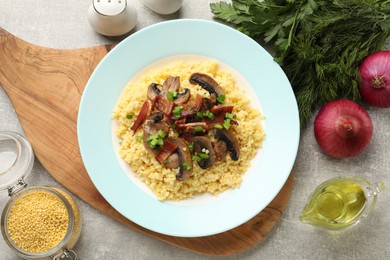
[163,159,168,164]
[194,126,203,132]
[211,0,390,127]
[216,93,226,104]
[192,155,202,162]
[136,135,143,142]
[215,124,223,129]
[182,162,192,171]
[126,113,133,119]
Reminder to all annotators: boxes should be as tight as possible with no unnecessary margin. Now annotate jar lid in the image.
[0,132,34,192]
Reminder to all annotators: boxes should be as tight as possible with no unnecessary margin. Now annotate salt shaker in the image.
[88,0,137,36]
[140,0,183,15]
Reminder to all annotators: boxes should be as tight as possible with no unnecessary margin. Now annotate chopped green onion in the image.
[204,110,210,116]
[196,111,204,118]
[157,130,166,138]
[182,162,191,171]
[172,91,178,98]
[150,139,159,147]
[136,135,143,142]
[207,112,215,120]
[163,159,168,164]
[223,119,231,130]
[126,113,133,119]
[172,106,183,118]
[214,124,223,129]
[217,94,226,103]
[199,153,209,159]
[225,113,234,119]
[192,155,201,162]
[166,91,174,101]
[189,142,194,151]
[194,126,203,132]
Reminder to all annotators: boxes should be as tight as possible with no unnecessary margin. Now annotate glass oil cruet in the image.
[299,176,385,230]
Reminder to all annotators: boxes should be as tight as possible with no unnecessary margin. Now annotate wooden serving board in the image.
[0,27,294,256]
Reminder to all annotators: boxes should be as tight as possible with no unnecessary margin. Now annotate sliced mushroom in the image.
[164,153,179,169]
[214,140,228,161]
[215,129,240,161]
[147,83,162,100]
[189,73,224,96]
[174,88,191,105]
[191,136,215,169]
[143,113,170,153]
[166,137,193,181]
[161,76,180,98]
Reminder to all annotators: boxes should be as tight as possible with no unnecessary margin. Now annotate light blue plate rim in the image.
[77,19,300,237]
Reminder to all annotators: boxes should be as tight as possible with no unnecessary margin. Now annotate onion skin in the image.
[359,50,390,108]
[314,100,373,158]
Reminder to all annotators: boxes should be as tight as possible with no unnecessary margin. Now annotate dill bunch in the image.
[211,0,390,127]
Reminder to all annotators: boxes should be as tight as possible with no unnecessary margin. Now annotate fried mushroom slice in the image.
[190,136,215,169]
[165,137,193,181]
[143,113,170,153]
[215,129,240,161]
[214,140,228,161]
[189,73,224,96]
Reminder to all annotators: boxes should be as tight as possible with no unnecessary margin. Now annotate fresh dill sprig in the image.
[211,0,390,127]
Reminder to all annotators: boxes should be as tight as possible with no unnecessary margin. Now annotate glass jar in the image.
[0,132,82,259]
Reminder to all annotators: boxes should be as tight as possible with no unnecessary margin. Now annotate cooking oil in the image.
[299,177,384,230]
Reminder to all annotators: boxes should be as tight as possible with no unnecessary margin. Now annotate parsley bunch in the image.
[211,0,390,126]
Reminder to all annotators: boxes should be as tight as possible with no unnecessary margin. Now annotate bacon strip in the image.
[155,141,178,164]
[130,101,149,133]
[210,105,234,115]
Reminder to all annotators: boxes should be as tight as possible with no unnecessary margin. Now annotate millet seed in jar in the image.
[6,190,70,253]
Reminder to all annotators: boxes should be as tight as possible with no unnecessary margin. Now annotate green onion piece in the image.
[126,113,133,119]
[223,119,231,130]
[166,91,174,101]
[150,139,159,147]
[214,124,223,129]
[196,111,204,118]
[189,142,194,151]
[157,138,164,146]
[192,155,201,162]
[225,113,234,119]
[217,94,226,103]
[163,159,168,164]
[172,91,178,98]
[172,106,183,118]
[199,153,209,159]
[157,130,166,138]
[136,135,143,142]
[182,162,191,171]
[194,126,203,132]
[207,112,215,120]
[204,110,210,116]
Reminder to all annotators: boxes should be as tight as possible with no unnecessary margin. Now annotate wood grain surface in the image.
[0,27,294,256]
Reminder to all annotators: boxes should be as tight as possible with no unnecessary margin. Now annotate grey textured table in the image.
[1,1,389,259]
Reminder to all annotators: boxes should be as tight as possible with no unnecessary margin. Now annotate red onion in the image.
[359,50,390,108]
[314,100,373,158]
